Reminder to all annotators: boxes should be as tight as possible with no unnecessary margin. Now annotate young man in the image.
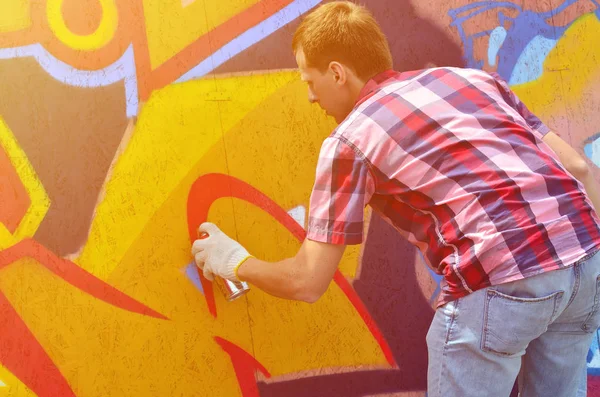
[192,2,600,396]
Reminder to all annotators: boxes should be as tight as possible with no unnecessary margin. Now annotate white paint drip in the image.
[287,205,306,229]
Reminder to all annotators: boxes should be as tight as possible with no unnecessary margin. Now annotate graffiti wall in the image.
[0,0,598,396]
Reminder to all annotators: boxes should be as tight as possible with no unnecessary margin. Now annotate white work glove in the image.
[191,222,252,281]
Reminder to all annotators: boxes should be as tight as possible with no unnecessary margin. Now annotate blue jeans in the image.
[426,250,600,397]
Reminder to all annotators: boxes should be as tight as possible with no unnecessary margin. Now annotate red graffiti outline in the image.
[0,239,167,319]
[0,289,76,396]
[186,173,396,367]
[215,337,271,397]
[0,239,168,396]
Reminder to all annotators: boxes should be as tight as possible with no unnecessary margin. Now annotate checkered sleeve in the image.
[306,137,375,245]
[490,72,551,137]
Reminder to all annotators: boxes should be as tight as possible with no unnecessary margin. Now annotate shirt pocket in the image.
[481,289,564,357]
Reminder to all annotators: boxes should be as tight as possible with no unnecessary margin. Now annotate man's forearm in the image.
[237,257,316,302]
[580,170,600,216]
[540,131,600,215]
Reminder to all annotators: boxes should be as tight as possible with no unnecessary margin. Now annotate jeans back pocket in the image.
[482,289,564,357]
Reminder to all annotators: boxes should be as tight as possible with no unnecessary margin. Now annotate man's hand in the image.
[191,223,253,281]
[191,223,346,303]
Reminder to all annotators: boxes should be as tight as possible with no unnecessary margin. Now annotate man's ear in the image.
[329,61,347,85]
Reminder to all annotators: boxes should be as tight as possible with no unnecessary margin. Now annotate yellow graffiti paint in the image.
[60,70,384,394]
[512,12,600,116]
[142,0,259,69]
[77,71,298,279]
[0,256,250,397]
[46,0,118,51]
[209,80,382,370]
[212,75,361,278]
[0,363,35,396]
[0,0,31,33]
[0,118,50,250]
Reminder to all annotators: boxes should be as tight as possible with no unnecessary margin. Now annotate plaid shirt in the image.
[306,67,600,307]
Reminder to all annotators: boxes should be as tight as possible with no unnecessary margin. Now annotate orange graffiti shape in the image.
[0,146,29,234]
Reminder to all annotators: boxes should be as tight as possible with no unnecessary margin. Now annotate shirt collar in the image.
[355,69,399,106]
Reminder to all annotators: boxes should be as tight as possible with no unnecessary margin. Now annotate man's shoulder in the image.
[374,67,499,106]
[367,66,491,95]
[326,101,391,160]
[330,67,499,144]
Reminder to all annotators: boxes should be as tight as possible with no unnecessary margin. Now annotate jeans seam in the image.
[439,300,459,396]
[488,289,563,303]
[445,299,459,343]
[563,263,581,313]
[551,291,565,320]
[573,248,599,266]
[482,291,491,354]
[482,292,515,357]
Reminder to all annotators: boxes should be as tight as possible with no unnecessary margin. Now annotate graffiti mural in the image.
[0,0,598,396]
[449,0,600,177]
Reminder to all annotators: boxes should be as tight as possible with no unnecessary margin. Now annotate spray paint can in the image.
[197,231,250,302]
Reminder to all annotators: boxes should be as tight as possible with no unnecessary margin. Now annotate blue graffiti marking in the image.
[487,26,507,66]
[177,0,322,83]
[584,133,600,167]
[449,1,523,72]
[588,330,600,375]
[416,250,444,305]
[449,0,600,83]
[509,35,557,85]
[183,262,204,294]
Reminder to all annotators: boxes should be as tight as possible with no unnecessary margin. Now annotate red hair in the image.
[292,1,393,80]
